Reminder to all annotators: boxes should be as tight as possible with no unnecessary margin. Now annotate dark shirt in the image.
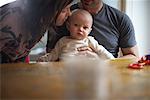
[46,24,69,52]
[47,3,137,58]
[90,3,136,57]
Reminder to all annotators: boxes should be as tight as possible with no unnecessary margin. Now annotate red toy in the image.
[128,54,150,69]
[138,54,150,65]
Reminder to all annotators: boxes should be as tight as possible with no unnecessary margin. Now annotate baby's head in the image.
[67,9,93,40]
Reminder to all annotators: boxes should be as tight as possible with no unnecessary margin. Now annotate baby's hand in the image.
[36,54,50,62]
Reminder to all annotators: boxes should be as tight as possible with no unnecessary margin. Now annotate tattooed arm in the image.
[0,3,31,63]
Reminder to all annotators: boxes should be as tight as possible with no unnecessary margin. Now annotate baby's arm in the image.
[88,37,114,60]
[96,45,114,59]
[37,37,64,62]
[37,53,55,62]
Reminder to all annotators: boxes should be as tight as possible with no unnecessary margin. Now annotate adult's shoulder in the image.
[104,3,132,27]
[87,36,98,44]
[104,3,124,16]
[0,1,31,42]
[0,1,26,23]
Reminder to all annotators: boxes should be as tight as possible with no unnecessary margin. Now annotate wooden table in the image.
[1,58,150,100]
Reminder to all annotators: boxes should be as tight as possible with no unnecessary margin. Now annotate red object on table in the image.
[128,54,150,69]
[128,63,144,69]
[25,56,30,63]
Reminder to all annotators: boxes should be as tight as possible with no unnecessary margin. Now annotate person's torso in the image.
[61,36,89,55]
[59,36,100,60]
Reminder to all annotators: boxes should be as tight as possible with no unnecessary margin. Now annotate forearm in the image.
[120,54,138,59]
[120,45,139,60]
[37,53,58,62]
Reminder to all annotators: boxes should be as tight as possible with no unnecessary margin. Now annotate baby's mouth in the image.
[77,32,84,36]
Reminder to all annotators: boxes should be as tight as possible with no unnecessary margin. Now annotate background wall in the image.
[0,0,16,6]
[126,0,150,56]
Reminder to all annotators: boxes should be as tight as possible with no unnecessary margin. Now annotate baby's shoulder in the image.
[87,36,97,43]
[58,36,74,44]
[59,36,69,41]
[87,36,95,40]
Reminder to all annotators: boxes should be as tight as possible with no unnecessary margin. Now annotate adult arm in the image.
[0,3,31,62]
[120,45,139,59]
[119,14,139,59]
[38,37,64,62]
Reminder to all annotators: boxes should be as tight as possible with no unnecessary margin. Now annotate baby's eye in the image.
[74,24,78,26]
[83,26,88,29]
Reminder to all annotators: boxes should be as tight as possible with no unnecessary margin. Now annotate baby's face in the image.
[68,13,92,40]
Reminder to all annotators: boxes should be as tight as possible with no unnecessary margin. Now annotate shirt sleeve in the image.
[39,37,65,61]
[119,14,137,48]
[88,36,114,59]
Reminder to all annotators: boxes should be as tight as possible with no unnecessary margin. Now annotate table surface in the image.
[1,58,150,100]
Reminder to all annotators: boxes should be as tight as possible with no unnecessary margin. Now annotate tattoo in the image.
[0,25,22,48]
[0,3,21,22]
[0,4,10,22]
[0,12,10,22]
[0,26,17,40]
[0,37,11,41]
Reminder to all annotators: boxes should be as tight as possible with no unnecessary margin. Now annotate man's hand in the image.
[77,46,93,52]
[77,46,99,59]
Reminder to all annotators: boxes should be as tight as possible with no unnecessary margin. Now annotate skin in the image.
[67,10,93,40]
[46,4,72,53]
[79,0,139,58]
[81,0,103,14]
[56,4,72,26]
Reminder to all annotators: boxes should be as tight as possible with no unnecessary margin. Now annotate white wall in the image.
[0,0,16,6]
[126,0,150,56]
[104,0,120,9]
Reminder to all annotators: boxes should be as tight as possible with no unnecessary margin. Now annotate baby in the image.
[38,9,114,62]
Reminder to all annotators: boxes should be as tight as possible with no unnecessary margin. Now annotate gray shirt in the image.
[89,3,136,57]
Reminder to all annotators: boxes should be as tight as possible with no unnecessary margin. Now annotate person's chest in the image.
[90,10,120,52]
[62,39,89,53]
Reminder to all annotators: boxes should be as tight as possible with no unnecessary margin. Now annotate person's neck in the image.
[83,2,103,15]
[91,2,103,14]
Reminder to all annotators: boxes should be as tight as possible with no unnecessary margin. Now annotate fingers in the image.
[78,50,99,59]
[36,57,46,62]
[77,46,93,52]
[36,54,49,62]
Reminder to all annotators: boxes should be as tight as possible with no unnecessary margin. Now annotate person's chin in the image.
[77,37,84,40]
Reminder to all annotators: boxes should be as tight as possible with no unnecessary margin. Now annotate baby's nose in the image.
[79,27,84,31]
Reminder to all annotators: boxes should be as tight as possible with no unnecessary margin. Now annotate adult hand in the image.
[77,46,93,52]
[77,47,99,59]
